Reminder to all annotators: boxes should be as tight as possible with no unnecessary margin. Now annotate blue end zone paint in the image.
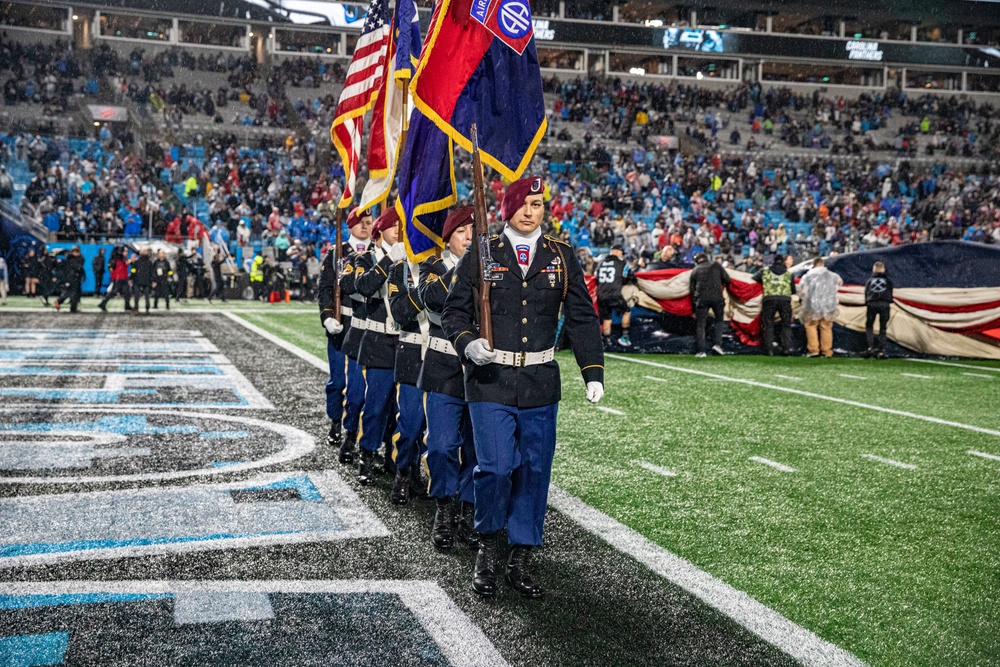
[0,632,69,666]
[243,476,323,501]
[0,416,198,435]
[199,431,251,440]
[0,593,169,610]
[0,389,157,403]
[116,365,224,374]
[0,532,297,558]
[211,461,246,468]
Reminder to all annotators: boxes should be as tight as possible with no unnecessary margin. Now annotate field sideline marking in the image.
[548,487,866,667]
[839,374,867,380]
[962,372,994,379]
[596,406,625,416]
[968,450,1000,462]
[774,374,801,381]
[222,312,328,372]
[901,373,931,379]
[909,359,1000,373]
[861,454,917,470]
[617,355,1000,439]
[749,456,797,472]
[635,460,677,477]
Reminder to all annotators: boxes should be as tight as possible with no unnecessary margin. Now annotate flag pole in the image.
[470,123,493,348]
[395,83,409,241]
[333,206,344,322]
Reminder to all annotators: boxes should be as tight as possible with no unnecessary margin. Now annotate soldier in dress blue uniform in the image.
[387,225,429,505]
[443,177,605,599]
[353,207,408,485]
[319,207,372,463]
[418,207,479,550]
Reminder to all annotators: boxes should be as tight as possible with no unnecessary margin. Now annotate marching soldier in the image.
[443,177,605,599]
[152,249,173,310]
[418,207,479,550]
[319,207,372,462]
[387,230,429,505]
[353,207,407,485]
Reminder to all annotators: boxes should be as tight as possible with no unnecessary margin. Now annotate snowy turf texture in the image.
[0,311,806,667]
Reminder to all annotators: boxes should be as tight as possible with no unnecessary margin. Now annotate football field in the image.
[239,309,1000,667]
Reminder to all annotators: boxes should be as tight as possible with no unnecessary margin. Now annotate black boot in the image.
[390,468,410,506]
[382,442,397,477]
[431,497,455,549]
[339,431,357,465]
[326,423,342,448]
[409,465,429,500]
[472,532,499,598]
[358,449,375,486]
[454,501,480,549]
[506,545,544,599]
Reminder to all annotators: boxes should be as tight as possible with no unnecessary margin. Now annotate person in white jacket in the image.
[798,257,844,357]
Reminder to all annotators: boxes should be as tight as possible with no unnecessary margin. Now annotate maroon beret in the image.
[500,176,544,222]
[442,206,474,243]
[346,207,371,229]
[372,206,400,237]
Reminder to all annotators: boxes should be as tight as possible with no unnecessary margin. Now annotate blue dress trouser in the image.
[424,392,476,503]
[358,367,395,453]
[325,342,365,434]
[392,383,425,471]
[468,402,558,546]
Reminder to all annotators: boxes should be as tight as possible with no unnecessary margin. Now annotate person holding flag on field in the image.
[401,0,604,598]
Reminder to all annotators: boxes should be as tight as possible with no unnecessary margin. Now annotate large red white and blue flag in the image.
[330,0,391,209]
[358,0,422,212]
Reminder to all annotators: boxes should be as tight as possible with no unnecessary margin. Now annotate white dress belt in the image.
[493,347,555,367]
[399,331,422,345]
[366,319,399,336]
[428,336,457,356]
[341,305,353,317]
[350,316,368,330]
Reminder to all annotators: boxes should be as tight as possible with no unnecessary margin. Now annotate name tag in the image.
[489,263,507,281]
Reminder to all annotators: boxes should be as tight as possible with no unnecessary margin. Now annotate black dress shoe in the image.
[390,469,409,505]
[358,449,375,486]
[409,465,429,500]
[326,423,343,448]
[472,532,499,598]
[339,431,357,465]
[454,501,479,549]
[382,443,397,476]
[506,545,544,599]
[431,497,455,549]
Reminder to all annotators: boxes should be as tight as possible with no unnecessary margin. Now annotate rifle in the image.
[470,123,493,348]
[333,206,343,322]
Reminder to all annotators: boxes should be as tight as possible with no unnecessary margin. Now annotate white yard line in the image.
[861,454,917,470]
[838,374,867,380]
[968,450,1000,462]
[619,356,1000,439]
[774,374,801,381]
[222,311,328,372]
[749,456,797,472]
[901,373,932,379]
[909,359,1000,374]
[548,487,866,667]
[962,372,994,379]
[0,306,316,315]
[596,406,625,416]
[635,460,677,478]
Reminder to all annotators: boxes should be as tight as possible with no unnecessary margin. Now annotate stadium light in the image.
[72,14,79,20]
[696,71,704,80]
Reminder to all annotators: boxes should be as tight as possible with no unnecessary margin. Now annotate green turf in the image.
[233,312,1000,667]
[0,295,315,313]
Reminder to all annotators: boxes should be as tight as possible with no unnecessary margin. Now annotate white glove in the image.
[324,318,344,335]
[586,381,604,404]
[465,338,497,366]
[388,242,407,263]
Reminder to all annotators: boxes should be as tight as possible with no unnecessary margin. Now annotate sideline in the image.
[548,487,866,667]
[222,311,328,372]
[229,311,867,667]
[909,358,1000,373]
[610,354,1000,439]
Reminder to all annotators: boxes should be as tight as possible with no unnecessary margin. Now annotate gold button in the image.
[492,282,496,287]
[522,318,527,324]
[522,300,527,306]
[498,242,504,248]
[522,336,528,343]
[522,281,528,288]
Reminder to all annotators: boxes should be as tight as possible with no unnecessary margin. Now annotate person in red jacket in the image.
[98,246,133,312]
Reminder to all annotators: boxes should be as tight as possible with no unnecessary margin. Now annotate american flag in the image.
[330,0,391,208]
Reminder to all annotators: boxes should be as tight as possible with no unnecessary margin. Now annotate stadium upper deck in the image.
[5,0,1000,98]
